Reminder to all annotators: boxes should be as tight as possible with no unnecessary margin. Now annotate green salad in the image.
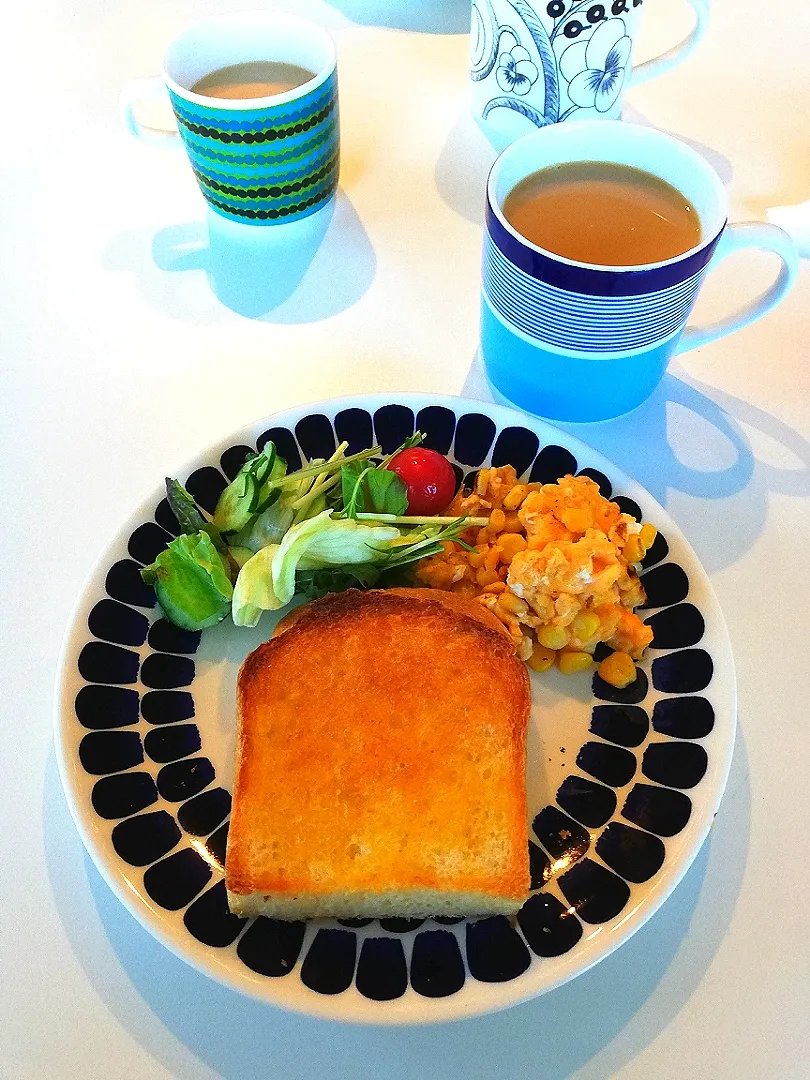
[141,433,482,631]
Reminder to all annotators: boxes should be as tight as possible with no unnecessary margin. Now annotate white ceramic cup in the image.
[470,0,708,145]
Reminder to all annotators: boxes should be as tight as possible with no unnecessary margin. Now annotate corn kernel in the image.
[481,581,508,594]
[475,469,490,496]
[639,523,657,551]
[467,549,487,569]
[572,611,600,641]
[502,484,529,510]
[451,580,478,597]
[538,624,570,651]
[498,533,528,564]
[497,592,529,618]
[528,644,556,672]
[598,651,637,688]
[488,508,506,534]
[476,527,490,546]
[476,566,500,587]
[557,650,593,675]
[560,507,592,533]
[483,546,501,572]
[501,511,524,533]
[623,536,643,564]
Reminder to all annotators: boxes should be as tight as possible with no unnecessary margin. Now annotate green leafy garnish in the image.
[141,532,233,630]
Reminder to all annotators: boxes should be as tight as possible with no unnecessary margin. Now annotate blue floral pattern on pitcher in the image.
[471,0,643,128]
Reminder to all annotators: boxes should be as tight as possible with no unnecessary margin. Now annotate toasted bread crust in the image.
[227,589,530,918]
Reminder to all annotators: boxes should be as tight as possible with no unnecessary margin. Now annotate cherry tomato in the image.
[387,447,457,516]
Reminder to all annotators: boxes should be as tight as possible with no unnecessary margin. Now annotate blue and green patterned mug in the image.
[121,11,339,225]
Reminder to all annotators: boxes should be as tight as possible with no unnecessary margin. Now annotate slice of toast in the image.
[225,589,531,920]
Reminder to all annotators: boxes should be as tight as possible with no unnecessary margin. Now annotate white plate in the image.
[55,393,736,1024]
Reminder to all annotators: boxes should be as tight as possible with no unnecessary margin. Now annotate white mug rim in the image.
[487,120,728,273]
[162,10,336,112]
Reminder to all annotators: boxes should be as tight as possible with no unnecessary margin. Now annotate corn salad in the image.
[414,468,657,685]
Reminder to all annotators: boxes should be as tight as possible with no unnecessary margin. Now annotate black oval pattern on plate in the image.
[379,918,424,933]
[334,408,374,454]
[147,619,201,654]
[577,468,611,498]
[237,918,306,977]
[517,893,584,957]
[432,916,465,925]
[415,405,456,454]
[453,413,496,466]
[143,848,212,911]
[184,880,246,948]
[127,522,171,565]
[92,772,157,819]
[450,462,464,493]
[596,822,666,883]
[613,495,642,521]
[590,704,649,747]
[204,821,229,867]
[295,414,336,461]
[157,757,215,801]
[646,603,705,649]
[529,445,577,485]
[592,666,648,704]
[88,599,148,646]
[559,858,630,923]
[532,806,589,864]
[491,426,540,476]
[641,529,668,569]
[177,787,231,835]
[144,723,201,763]
[78,642,139,684]
[111,810,181,866]
[622,783,692,836]
[638,563,689,609]
[466,916,531,982]
[79,731,143,774]
[577,742,637,787]
[338,918,374,928]
[257,426,302,471]
[75,685,139,729]
[140,654,195,689]
[642,742,708,789]
[356,937,408,1001]
[556,775,617,828]
[593,642,614,663]
[154,498,181,536]
[529,840,552,889]
[373,404,415,453]
[141,690,195,725]
[300,929,357,995]
[220,444,254,480]
[652,649,713,694]
[652,696,715,740]
[410,930,466,998]
[105,559,156,608]
[184,467,227,514]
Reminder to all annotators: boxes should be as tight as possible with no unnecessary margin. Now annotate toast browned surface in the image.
[225,589,531,919]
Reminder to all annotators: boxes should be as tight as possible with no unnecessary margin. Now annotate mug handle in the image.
[629,0,709,87]
[676,223,799,354]
[120,76,179,145]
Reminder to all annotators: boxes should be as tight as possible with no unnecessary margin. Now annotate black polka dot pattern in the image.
[356,937,408,1001]
[373,405,414,453]
[237,918,306,977]
[70,405,723,1007]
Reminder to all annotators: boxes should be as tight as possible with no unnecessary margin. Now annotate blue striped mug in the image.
[121,11,338,225]
[481,120,799,422]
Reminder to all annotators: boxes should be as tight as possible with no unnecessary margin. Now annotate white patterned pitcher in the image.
[470,0,707,144]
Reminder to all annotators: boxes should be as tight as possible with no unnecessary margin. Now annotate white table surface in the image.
[3,0,810,1076]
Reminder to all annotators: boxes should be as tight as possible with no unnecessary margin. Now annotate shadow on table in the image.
[102,190,375,323]
[434,105,734,228]
[326,0,471,34]
[463,352,810,575]
[44,725,750,1080]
